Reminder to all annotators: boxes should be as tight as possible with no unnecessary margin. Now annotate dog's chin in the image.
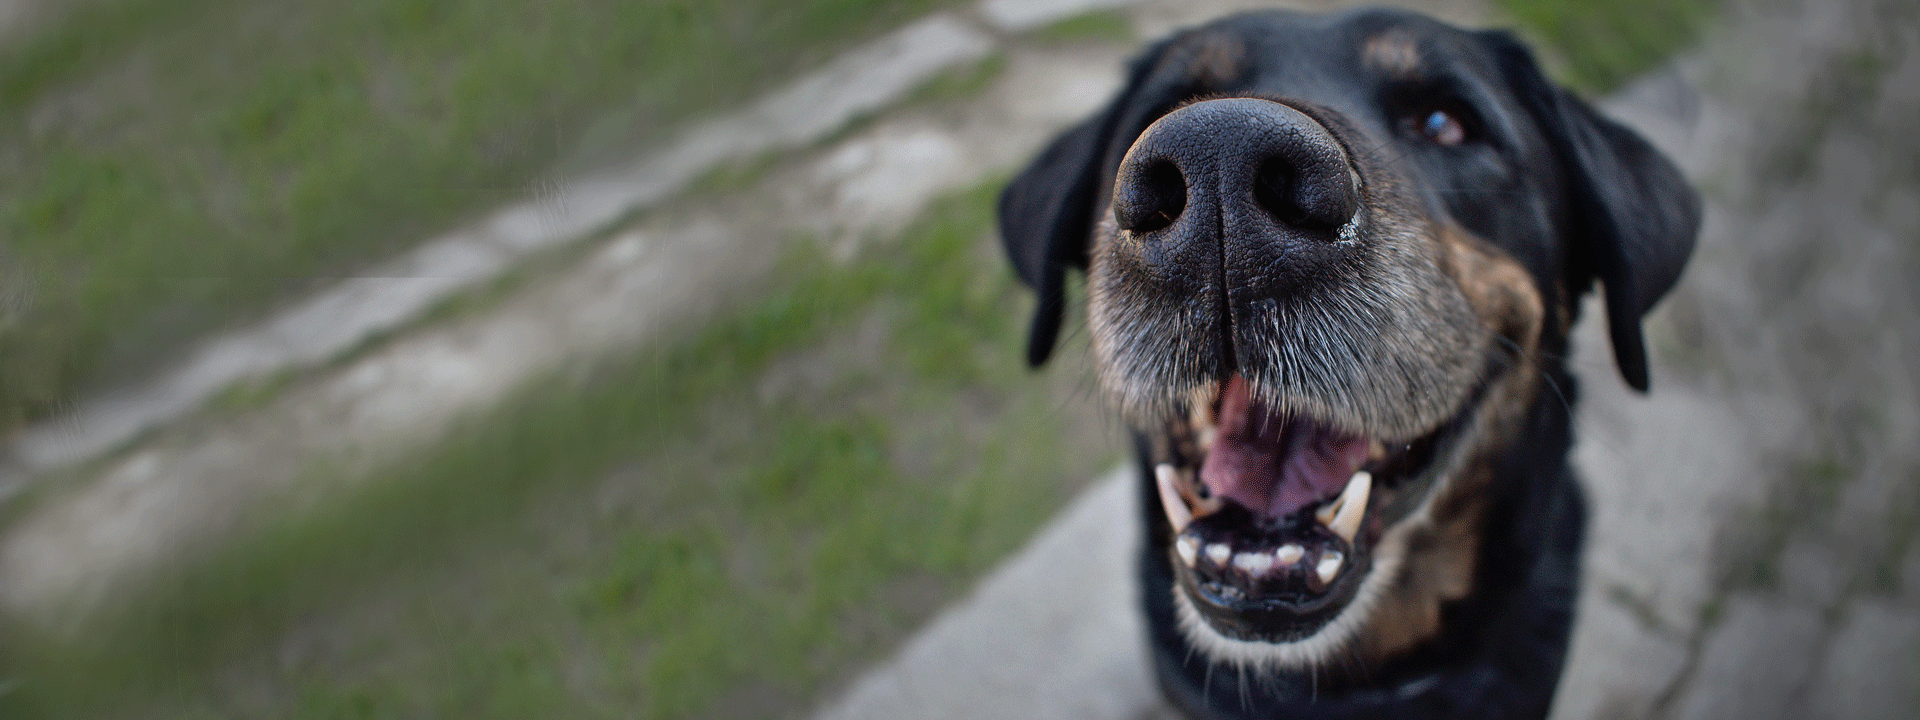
[1153,369,1488,669]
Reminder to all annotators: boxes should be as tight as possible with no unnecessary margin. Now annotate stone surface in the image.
[812,468,1164,720]
[1671,597,1828,720]
[978,0,1143,32]
[1551,586,1690,720]
[1807,600,1920,720]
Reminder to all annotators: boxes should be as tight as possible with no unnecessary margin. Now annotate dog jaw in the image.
[1131,210,1548,669]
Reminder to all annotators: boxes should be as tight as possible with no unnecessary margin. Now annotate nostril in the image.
[1253,159,1308,229]
[1115,159,1188,234]
[1254,156,1358,233]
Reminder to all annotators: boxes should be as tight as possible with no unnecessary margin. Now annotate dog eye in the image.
[1412,108,1467,146]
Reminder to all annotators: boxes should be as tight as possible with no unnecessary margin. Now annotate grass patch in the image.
[902,53,1009,108]
[0,182,1118,719]
[1497,0,1718,92]
[0,0,954,434]
[689,151,789,196]
[1029,9,1134,45]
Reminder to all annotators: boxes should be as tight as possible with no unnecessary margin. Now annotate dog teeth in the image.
[1315,470,1372,545]
[1205,543,1232,566]
[1155,464,1193,533]
[1232,551,1274,575]
[1316,550,1344,585]
[1274,543,1305,566]
[1174,536,1198,566]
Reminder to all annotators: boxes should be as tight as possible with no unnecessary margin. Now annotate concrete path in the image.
[1561,0,1920,716]
[813,468,1164,720]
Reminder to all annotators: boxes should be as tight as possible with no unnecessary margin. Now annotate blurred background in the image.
[0,0,1912,718]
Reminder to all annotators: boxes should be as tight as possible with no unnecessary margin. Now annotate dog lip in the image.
[1170,491,1369,624]
[1164,357,1500,638]
[1176,536,1369,641]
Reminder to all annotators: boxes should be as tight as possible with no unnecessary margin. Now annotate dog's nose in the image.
[1111,98,1358,282]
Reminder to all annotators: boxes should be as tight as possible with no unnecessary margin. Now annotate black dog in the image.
[999,8,1698,719]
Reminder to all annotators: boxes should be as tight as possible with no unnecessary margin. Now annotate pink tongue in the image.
[1199,375,1371,520]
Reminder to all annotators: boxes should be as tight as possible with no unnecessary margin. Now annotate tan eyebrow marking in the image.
[1166,28,1246,87]
[1363,31,1424,78]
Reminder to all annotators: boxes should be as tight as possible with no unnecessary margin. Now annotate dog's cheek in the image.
[1088,232,1156,418]
[1087,225,1226,424]
[1340,229,1545,664]
[1355,468,1491,661]
[1435,225,1545,354]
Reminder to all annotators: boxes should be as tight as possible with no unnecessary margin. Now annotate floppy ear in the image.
[1000,38,1190,367]
[1488,32,1701,392]
[999,114,1113,367]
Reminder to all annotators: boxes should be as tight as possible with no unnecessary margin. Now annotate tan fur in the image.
[1362,31,1424,79]
[1352,228,1545,662]
[1093,89,1552,669]
[1157,218,1550,669]
[1168,29,1247,87]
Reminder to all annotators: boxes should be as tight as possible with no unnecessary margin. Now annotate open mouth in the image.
[1156,373,1476,643]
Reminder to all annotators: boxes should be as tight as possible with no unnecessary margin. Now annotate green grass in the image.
[0,183,1119,720]
[1029,9,1134,45]
[0,0,951,434]
[1498,0,1719,92]
[902,53,1009,109]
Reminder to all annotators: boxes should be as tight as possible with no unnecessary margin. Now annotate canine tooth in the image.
[1274,544,1305,565]
[1155,464,1193,532]
[1175,537,1198,566]
[1232,552,1274,575]
[1316,551,1344,585]
[1205,543,1231,566]
[1168,465,1223,520]
[1315,498,1342,527]
[1317,471,1372,544]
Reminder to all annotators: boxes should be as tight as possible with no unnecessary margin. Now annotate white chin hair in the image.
[1172,549,1398,672]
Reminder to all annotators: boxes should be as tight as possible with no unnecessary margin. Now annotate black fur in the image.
[1136,369,1585,718]
[999,8,1698,719]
